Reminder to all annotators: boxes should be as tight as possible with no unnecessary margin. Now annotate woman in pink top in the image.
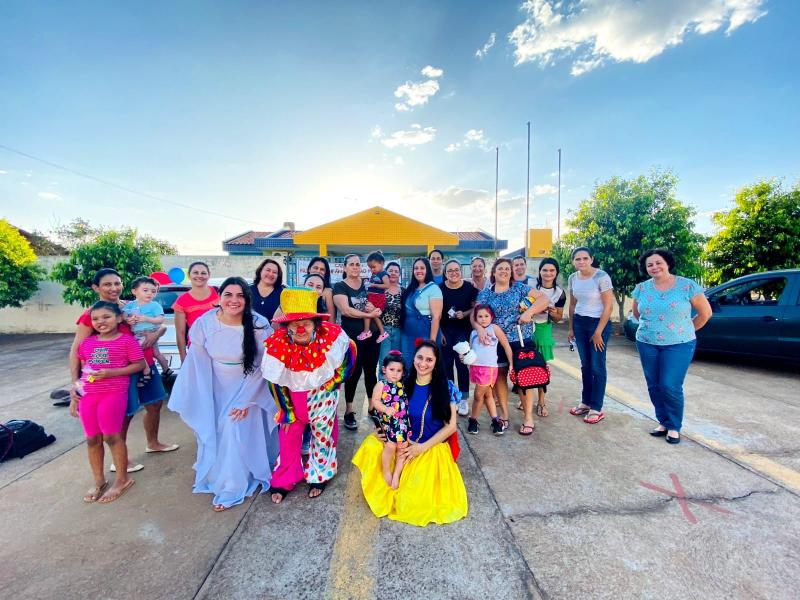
[71,301,146,504]
[174,261,219,362]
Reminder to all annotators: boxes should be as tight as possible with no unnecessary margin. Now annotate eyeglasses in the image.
[445,269,461,274]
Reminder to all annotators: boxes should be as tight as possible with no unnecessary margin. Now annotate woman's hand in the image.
[91,369,111,381]
[141,329,160,349]
[476,325,489,345]
[591,331,605,351]
[230,407,249,422]
[399,441,425,461]
[69,397,79,418]
[365,301,376,312]
[567,328,575,343]
[518,311,533,324]
[384,406,397,417]
[373,429,387,442]
[455,310,464,320]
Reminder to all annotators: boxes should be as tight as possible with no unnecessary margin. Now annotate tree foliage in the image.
[558,170,705,327]
[53,218,177,255]
[51,229,169,306]
[704,180,800,286]
[0,219,44,308]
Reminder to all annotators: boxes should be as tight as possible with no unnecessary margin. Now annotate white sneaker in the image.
[457,399,469,417]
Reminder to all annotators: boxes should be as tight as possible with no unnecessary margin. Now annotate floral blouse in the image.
[477,281,533,342]
[631,276,704,345]
[382,290,402,328]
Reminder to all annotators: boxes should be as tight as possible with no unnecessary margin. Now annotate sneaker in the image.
[457,399,469,417]
[467,418,479,434]
[344,412,358,430]
[491,418,504,436]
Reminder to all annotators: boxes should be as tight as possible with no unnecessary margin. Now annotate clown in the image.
[262,287,356,502]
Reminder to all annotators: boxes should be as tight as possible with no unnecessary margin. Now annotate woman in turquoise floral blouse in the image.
[631,249,712,445]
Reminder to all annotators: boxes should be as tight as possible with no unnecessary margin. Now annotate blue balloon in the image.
[168,267,185,284]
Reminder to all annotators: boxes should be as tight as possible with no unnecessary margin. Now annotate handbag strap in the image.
[516,324,524,347]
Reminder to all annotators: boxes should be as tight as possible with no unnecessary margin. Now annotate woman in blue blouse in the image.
[632,249,712,444]
[352,340,468,526]
[400,258,443,366]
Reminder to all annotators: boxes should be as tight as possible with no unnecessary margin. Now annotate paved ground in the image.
[1,328,798,600]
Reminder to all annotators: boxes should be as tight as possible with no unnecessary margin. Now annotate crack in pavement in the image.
[506,489,777,522]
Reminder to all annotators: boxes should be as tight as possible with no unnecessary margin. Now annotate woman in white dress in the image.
[169,277,279,511]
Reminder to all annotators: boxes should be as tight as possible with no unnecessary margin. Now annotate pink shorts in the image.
[78,391,127,437]
[470,365,498,387]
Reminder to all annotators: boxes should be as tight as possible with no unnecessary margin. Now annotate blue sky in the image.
[1,0,797,254]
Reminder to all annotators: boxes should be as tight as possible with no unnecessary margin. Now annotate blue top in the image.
[368,270,389,287]
[477,281,533,342]
[407,380,459,444]
[631,276,704,345]
[123,300,164,334]
[432,274,444,285]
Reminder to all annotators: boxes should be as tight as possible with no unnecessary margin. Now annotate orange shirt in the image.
[174,288,219,330]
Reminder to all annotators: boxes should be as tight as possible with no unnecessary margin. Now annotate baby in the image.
[123,277,168,387]
[361,250,390,343]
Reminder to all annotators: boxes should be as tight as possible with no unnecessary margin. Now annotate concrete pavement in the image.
[1,330,798,599]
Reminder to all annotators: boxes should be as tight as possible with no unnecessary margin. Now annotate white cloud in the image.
[370,125,383,139]
[432,186,492,208]
[475,32,497,58]
[394,79,440,111]
[38,191,61,200]
[381,124,437,149]
[0,169,7,175]
[533,183,558,195]
[444,128,491,152]
[394,156,405,166]
[421,65,444,78]
[509,0,767,75]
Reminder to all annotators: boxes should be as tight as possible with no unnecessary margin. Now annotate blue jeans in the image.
[441,328,470,395]
[636,340,696,432]
[572,315,612,411]
[377,325,403,369]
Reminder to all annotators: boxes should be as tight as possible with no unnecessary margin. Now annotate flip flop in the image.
[583,411,605,425]
[269,486,291,504]
[308,482,327,498]
[213,504,229,512]
[145,444,180,453]
[569,405,590,416]
[110,463,144,473]
[536,403,549,417]
[83,481,109,503]
[97,479,135,504]
[518,424,535,436]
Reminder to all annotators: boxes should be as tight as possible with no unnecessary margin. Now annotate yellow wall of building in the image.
[527,229,553,257]
[293,206,459,250]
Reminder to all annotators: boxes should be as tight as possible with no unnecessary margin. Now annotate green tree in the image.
[558,170,705,328]
[51,229,173,306]
[0,219,44,308]
[704,180,800,286]
[52,218,177,255]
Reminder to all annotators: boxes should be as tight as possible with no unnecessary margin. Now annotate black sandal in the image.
[269,486,290,503]
[161,368,175,380]
[308,482,327,498]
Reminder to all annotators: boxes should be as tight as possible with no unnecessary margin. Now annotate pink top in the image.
[78,333,144,396]
[174,288,219,330]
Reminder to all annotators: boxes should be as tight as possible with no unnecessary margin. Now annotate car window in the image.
[155,291,180,313]
[710,277,787,307]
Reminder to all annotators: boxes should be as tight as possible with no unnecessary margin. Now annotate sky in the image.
[1,0,798,254]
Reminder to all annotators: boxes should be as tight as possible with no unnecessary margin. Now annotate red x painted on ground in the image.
[639,473,733,524]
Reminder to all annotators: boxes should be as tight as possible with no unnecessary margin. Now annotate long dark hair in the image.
[307,256,332,288]
[92,268,121,286]
[399,257,434,326]
[218,276,263,375]
[254,258,284,289]
[404,340,451,423]
[536,257,561,289]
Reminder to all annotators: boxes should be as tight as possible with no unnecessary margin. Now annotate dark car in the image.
[624,269,800,362]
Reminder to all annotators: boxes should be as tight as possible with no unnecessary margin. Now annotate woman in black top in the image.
[439,260,477,407]
[333,253,382,431]
[250,258,285,323]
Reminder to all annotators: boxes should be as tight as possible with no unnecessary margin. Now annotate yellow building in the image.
[223,206,507,261]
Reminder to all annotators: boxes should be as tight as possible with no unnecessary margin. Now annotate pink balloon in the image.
[150,271,172,285]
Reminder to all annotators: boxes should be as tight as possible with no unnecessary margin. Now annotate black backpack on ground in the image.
[0,420,56,461]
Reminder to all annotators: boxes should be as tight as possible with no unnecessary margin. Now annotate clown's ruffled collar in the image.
[261,321,354,391]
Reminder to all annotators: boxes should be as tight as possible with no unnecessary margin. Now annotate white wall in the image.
[0,255,285,334]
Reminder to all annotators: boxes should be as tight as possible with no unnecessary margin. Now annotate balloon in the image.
[168,267,185,284]
[182,267,189,280]
[151,271,171,285]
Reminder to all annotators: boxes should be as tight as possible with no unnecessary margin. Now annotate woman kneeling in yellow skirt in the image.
[352,340,468,527]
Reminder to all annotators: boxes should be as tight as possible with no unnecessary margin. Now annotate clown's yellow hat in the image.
[271,287,329,323]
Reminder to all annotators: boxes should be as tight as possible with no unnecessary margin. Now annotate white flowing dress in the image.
[168,311,279,508]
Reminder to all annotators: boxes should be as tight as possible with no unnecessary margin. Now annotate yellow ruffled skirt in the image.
[351,434,468,527]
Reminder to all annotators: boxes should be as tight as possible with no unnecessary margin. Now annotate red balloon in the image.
[150,271,171,285]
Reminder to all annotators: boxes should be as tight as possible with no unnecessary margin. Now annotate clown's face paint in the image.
[288,319,315,345]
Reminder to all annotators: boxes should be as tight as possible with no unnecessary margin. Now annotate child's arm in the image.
[92,359,147,380]
[369,274,391,290]
[369,382,396,416]
[494,327,514,364]
[142,314,165,325]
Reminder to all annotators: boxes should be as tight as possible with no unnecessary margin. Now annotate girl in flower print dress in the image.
[370,350,411,489]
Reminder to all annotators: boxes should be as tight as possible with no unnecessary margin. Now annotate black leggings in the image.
[344,335,379,408]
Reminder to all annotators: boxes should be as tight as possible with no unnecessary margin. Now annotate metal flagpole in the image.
[526,122,532,256]
[495,146,499,258]
[557,148,562,239]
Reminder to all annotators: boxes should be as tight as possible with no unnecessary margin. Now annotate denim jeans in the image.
[378,325,402,369]
[636,339,696,432]
[572,315,612,411]
[441,328,470,394]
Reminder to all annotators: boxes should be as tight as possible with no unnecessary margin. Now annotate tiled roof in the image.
[224,231,271,245]
[453,231,494,241]
[269,230,297,239]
